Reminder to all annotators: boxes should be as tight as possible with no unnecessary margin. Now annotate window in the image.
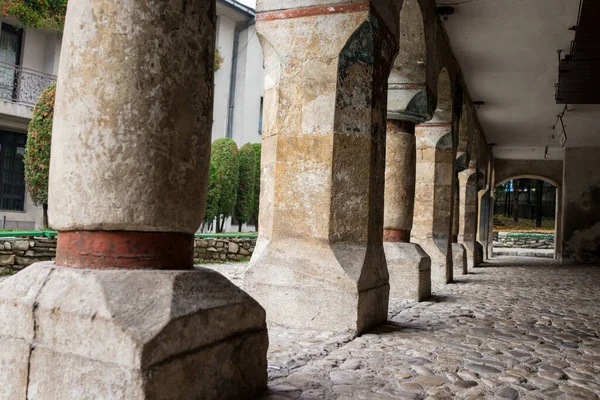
[0,24,23,101]
[0,131,26,211]
[258,96,263,135]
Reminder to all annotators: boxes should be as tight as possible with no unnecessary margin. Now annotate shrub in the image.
[234,143,256,231]
[1,0,67,31]
[251,143,261,228]
[203,161,219,229]
[211,138,239,232]
[24,83,55,228]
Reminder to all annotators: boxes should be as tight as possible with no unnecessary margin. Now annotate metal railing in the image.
[0,61,56,106]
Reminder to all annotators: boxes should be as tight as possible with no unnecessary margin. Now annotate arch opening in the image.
[492,177,559,260]
[431,67,452,124]
[387,0,430,122]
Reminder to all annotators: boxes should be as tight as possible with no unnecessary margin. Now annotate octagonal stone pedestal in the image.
[0,263,268,400]
[384,243,431,301]
[452,243,468,277]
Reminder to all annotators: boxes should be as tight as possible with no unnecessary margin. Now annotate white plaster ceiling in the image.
[439,0,600,160]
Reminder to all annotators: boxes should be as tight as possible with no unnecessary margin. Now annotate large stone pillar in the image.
[451,178,467,276]
[244,2,400,334]
[412,123,455,287]
[458,168,483,269]
[0,1,267,399]
[383,120,431,301]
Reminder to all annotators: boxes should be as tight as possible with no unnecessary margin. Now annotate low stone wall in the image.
[0,236,257,277]
[0,237,56,275]
[493,232,555,249]
[194,237,256,263]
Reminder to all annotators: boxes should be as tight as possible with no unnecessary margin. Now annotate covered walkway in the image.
[209,259,600,399]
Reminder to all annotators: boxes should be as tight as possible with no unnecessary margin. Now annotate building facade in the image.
[0,0,263,230]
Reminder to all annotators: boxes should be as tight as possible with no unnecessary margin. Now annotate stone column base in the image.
[244,239,389,335]
[0,263,268,400]
[473,241,485,268]
[412,238,452,288]
[452,243,468,276]
[383,242,431,301]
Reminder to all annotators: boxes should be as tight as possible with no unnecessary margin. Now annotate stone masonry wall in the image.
[493,232,555,249]
[193,237,256,263]
[0,238,57,275]
[0,236,257,277]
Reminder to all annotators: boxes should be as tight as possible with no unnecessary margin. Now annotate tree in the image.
[535,180,544,228]
[1,0,67,31]
[24,83,55,228]
[211,138,239,232]
[234,143,255,232]
[251,143,261,231]
[202,161,219,231]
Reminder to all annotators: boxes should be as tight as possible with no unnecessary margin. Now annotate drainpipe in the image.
[226,18,255,139]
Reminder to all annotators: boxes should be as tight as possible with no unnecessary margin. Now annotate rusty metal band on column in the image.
[56,231,194,270]
[383,229,411,243]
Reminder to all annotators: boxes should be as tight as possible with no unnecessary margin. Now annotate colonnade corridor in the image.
[209,259,600,400]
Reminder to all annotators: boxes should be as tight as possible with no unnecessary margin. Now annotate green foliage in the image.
[203,161,219,226]
[1,0,67,31]
[25,83,55,209]
[234,143,256,226]
[251,143,261,223]
[214,48,224,72]
[211,138,239,227]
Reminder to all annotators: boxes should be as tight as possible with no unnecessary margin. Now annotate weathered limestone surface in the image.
[0,0,269,398]
[384,243,431,301]
[562,147,600,264]
[412,124,455,287]
[458,168,481,269]
[383,119,431,301]
[245,2,400,334]
[452,243,467,276]
[0,263,268,399]
[48,0,215,233]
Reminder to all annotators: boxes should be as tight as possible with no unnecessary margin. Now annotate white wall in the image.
[212,15,236,142]
[231,24,264,146]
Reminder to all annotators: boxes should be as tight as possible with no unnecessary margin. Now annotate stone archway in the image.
[494,175,562,260]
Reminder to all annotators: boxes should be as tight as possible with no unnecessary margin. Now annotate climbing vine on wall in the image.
[24,83,55,228]
[0,0,67,31]
[214,48,224,72]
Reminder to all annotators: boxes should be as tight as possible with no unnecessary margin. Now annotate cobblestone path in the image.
[206,257,600,399]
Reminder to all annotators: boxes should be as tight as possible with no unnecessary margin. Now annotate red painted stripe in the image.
[257,2,370,22]
[383,229,411,243]
[56,231,193,270]
[416,123,452,128]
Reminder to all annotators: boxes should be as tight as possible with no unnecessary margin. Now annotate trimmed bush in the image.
[203,161,219,229]
[234,143,256,231]
[24,83,55,228]
[251,143,261,227]
[211,138,239,232]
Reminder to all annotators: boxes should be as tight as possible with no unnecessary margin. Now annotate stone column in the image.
[412,123,456,287]
[451,178,468,276]
[244,2,399,334]
[458,168,483,269]
[0,1,267,398]
[383,119,431,301]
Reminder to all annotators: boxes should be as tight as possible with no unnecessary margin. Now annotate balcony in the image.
[0,61,56,107]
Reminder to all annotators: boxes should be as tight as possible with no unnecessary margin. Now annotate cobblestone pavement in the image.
[202,257,600,400]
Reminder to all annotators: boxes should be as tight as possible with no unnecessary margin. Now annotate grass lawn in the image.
[493,215,555,233]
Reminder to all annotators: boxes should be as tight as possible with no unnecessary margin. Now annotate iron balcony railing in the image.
[0,61,56,106]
